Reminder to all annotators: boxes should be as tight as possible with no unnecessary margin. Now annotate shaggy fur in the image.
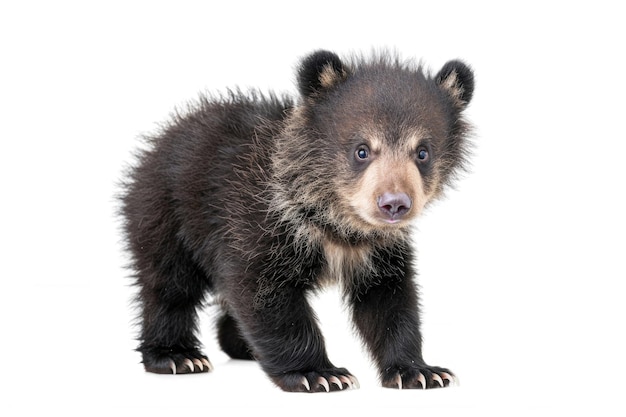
[119,50,474,392]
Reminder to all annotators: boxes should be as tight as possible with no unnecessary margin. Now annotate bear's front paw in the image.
[271,368,359,393]
[142,348,213,375]
[382,364,456,389]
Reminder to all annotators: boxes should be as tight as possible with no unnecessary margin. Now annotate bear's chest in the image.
[320,238,372,286]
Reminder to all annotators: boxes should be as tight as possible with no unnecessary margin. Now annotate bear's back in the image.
[121,90,292,262]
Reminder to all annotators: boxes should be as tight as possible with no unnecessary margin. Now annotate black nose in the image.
[377,192,412,218]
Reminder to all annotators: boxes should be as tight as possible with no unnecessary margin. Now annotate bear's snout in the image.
[377,192,412,221]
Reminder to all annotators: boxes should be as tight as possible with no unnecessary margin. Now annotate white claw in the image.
[183,359,194,373]
[193,358,203,371]
[441,372,456,386]
[417,372,426,389]
[317,377,330,392]
[348,375,360,389]
[169,361,176,375]
[339,375,353,389]
[433,373,444,388]
[395,374,403,389]
[201,358,213,372]
[301,377,311,391]
[328,376,343,390]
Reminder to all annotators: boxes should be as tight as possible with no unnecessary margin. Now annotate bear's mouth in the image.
[348,210,409,231]
[376,215,410,227]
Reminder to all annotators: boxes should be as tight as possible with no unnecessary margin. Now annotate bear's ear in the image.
[297,50,347,97]
[435,60,474,108]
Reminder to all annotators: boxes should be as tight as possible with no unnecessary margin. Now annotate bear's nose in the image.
[377,192,412,219]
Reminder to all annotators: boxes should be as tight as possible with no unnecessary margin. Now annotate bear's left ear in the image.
[435,60,474,108]
[297,50,348,97]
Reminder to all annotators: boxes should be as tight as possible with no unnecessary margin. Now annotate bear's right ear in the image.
[297,50,347,97]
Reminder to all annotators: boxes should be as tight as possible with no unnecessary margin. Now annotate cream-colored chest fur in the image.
[320,238,372,286]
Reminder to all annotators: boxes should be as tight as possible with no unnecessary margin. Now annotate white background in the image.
[1,1,625,415]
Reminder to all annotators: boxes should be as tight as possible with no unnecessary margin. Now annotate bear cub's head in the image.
[273,50,474,237]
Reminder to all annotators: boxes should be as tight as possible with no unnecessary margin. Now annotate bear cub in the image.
[120,50,474,392]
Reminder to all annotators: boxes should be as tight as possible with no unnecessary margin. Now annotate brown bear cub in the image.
[120,50,474,392]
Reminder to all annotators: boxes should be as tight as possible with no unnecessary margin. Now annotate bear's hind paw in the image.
[170,357,212,374]
[142,349,213,374]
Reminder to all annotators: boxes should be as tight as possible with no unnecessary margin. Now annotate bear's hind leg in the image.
[135,247,213,374]
[217,312,255,360]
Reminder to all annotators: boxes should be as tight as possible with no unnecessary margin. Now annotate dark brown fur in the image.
[119,50,474,392]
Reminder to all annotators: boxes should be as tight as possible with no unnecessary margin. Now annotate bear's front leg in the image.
[233,283,358,392]
[348,247,456,389]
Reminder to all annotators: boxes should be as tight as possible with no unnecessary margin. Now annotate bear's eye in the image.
[417,147,429,162]
[355,146,370,160]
